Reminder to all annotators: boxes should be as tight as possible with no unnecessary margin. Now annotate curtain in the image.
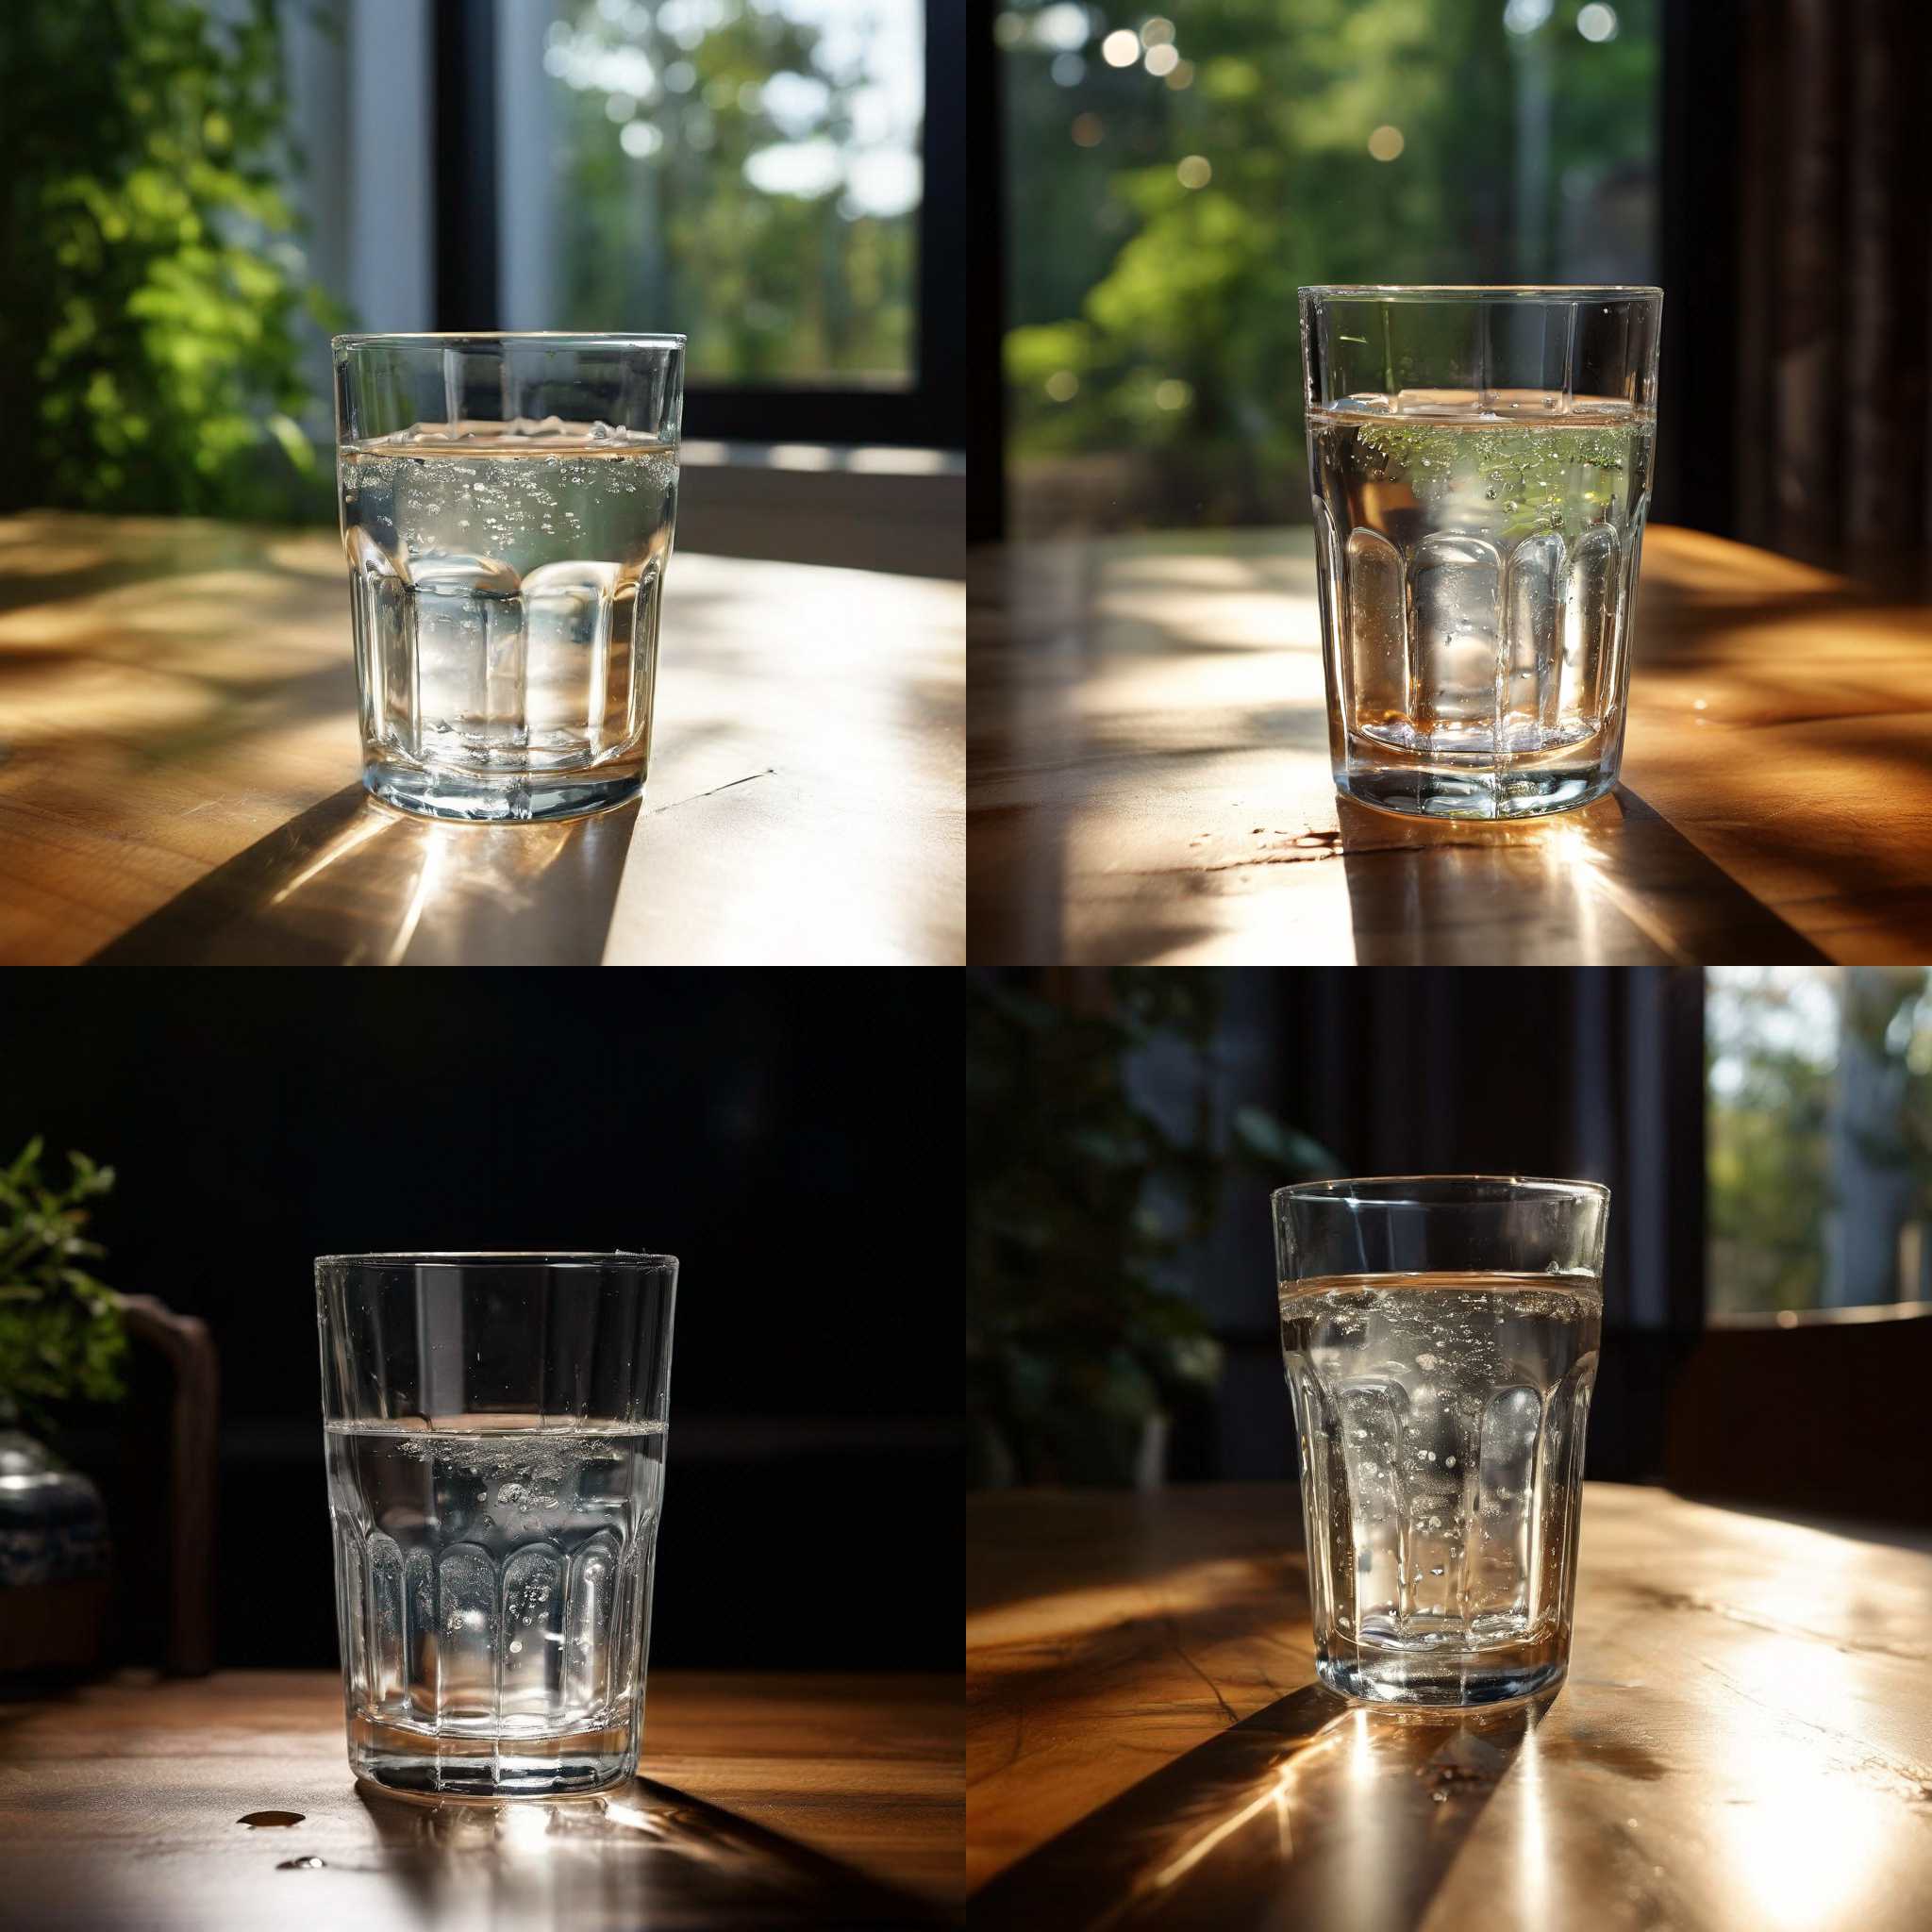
[1734,0,1932,572]
[1294,968,1706,1334]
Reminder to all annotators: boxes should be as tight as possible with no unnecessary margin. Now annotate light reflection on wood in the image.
[967,524,1932,963]
[0,512,962,964]
[0,1669,962,1927]
[969,1482,1932,1929]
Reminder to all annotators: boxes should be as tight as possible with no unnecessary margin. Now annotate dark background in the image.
[968,967,1932,1525]
[1149,969,1703,1490]
[5,968,959,1673]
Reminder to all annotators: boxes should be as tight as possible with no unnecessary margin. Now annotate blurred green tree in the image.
[1706,969,1932,1315]
[1707,972,1839,1316]
[1002,0,1657,531]
[0,0,341,521]
[544,0,916,382]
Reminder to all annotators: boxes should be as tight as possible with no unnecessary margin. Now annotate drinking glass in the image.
[317,1252,677,1797]
[1299,287,1661,820]
[1274,1177,1607,1707]
[334,333,684,824]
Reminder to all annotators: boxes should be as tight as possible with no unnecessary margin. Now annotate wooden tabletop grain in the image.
[969,525,1932,964]
[966,1481,1932,1930]
[0,1668,962,1929]
[0,512,964,965]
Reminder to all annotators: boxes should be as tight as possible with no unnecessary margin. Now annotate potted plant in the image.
[968,971,1334,1489]
[0,1139,125,1672]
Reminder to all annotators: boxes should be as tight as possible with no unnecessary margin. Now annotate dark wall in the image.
[3,969,960,1672]
[1665,1315,1932,1527]
[973,968,1705,1493]
[1155,969,1704,1490]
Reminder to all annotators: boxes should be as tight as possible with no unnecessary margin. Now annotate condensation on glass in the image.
[317,1252,676,1798]
[333,334,683,823]
[1300,288,1661,820]
[1274,1177,1607,1707]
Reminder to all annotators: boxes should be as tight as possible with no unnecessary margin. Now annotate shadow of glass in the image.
[89,786,639,966]
[973,1682,1555,1932]
[1331,789,1824,965]
[352,1776,951,1929]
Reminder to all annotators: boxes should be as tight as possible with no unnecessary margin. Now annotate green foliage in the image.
[1002,0,1658,529]
[1837,971,1932,1186]
[0,0,342,520]
[968,971,1336,1486]
[1707,984,1834,1316]
[1705,969,1932,1316]
[0,1139,126,1433]
[548,0,915,382]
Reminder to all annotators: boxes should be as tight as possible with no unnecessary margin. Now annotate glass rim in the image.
[1299,284,1661,302]
[1273,1174,1609,1206]
[315,1250,677,1269]
[331,331,687,351]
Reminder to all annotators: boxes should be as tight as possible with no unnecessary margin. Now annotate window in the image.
[506,0,921,385]
[441,0,959,447]
[998,0,1660,537]
[283,3,958,451]
[1707,968,1932,1320]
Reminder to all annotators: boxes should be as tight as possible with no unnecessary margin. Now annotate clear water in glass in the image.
[1278,1270,1601,1706]
[1308,391,1655,820]
[340,418,676,823]
[325,1416,667,1796]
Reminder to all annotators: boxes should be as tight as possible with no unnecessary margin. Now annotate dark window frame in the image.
[433,0,962,451]
[1652,0,1740,535]
[966,0,1002,544]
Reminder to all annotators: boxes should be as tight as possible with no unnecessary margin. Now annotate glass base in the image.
[1336,758,1617,822]
[1317,1654,1567,1709]
[348,1713,640,1799]
[362,760,642,824]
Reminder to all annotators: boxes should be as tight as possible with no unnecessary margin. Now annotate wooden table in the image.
[967,1482,1932,1929]
[0,513,963,964]
[0,1669,962,1928]
[970,525,1932,962]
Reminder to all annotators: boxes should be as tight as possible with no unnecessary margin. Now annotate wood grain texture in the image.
[0,513,963,964]
[967,1482,1932,1929]
[0,1669,962,1929]
[967,523,1932,963]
